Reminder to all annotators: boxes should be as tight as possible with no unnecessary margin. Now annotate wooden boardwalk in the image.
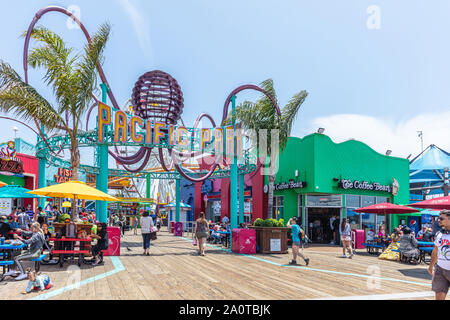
[0,229,445,300]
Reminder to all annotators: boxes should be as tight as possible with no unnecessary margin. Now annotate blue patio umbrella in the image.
[0,185,46,199]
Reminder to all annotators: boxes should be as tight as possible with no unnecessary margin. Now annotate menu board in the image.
[0,198,11,216]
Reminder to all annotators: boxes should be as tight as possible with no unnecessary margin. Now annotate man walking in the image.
[287,217,309,266]
[428,210,450,300]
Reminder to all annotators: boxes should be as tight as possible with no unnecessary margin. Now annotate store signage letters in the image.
[0,141,23,174]
[274,180,307,191]
[54,168,73,183]
[339,179,392,193]
[98,102,243,155]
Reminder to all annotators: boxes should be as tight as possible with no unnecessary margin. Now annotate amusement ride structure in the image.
[1,6,281,229]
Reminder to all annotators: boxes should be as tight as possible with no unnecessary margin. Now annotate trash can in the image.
[174,222,183,237]
[232,229,256,254]
[169,221,175,234]
[104,227,121,256]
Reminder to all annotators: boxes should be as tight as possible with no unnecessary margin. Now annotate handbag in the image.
[149,231,157,240]
[150,226,158,233]
[192,237,197,246]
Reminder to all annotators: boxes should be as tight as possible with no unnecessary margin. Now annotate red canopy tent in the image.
[354,203,421,214]
[410,196,450,210]
[353,203,420,233]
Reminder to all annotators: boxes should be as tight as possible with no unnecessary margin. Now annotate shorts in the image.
[432,264,450,294]
[196,231,208,239]
[341,236,351,242]
[292,241,301,247]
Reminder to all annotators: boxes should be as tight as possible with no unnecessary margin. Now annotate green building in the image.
[270,133,410,243]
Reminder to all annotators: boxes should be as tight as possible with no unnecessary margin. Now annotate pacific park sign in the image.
[97,102,244,156]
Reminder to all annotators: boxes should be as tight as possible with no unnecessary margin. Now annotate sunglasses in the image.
[438,217,449,221]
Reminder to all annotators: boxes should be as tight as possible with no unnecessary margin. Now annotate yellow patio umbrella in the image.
[27,180,119,202]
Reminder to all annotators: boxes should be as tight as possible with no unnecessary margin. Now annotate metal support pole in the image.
[38,157,46,208]
[444,167,449,197]
[175,179,180,223]
[96,83,109,224]
[230,95,238,233]
[146,175,151,199]
[239,173,244,225]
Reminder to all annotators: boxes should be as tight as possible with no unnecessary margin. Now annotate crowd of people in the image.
[0,204,109,281]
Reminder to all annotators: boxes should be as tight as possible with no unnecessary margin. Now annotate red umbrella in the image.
[410,196,450,210]
[354,203,420,214]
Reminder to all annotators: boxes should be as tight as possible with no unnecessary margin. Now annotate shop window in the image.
[362,213,376,236]
[376,197,389,204]
[273,196,284,220]
[306,195,342,207]
[376,214,387,234]
[346,195,360,208]
[361,196,375,207]
[347,209,360,230]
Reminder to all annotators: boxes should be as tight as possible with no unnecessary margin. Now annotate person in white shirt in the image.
[329,216,336,244]
[428,210,450,300]
[366,229,376,242]
[140,211,154,256]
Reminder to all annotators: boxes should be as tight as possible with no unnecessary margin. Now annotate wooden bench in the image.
[31,254,47,272]
[51,250,90,267]
[419,247,434,265]
[362,242,387,255]
[0,260,15,280]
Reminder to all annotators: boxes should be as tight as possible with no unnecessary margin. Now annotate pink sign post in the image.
[104,227,121,256]
[174,222,183,237]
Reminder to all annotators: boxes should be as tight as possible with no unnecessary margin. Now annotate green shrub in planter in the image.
[253,218,263,227]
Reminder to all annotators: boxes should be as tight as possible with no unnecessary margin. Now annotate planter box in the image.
[249,226,288,254]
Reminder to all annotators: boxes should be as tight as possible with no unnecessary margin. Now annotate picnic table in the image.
[48,237,92,267]
[216,231,231,248]
[417,241,434,265]
[0,242,27,280]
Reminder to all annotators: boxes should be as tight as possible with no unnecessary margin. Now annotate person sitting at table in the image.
[34,207,47,226]
[7,216,19,231]
[416,225,427,239]
[7,222,46,281]
[58,218,77,253]
[366,229,376,243]
[399,226,420,264]
[422,227,433,242]
[17,207,31,230]
[90,222,109,266]
[0,215,12,239]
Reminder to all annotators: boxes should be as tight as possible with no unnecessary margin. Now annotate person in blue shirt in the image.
[25,204,35,221]
[287,217,309,266]
[7,216,19,230]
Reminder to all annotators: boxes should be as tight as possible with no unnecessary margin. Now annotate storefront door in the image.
[307,207,340,244]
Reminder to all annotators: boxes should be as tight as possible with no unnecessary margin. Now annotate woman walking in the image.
[194,212,210,256]
[140,211,154,256]
[133,215,138,235]
[339,218,353,258]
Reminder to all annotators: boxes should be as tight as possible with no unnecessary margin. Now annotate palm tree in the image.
[225,79,308,219]
[0,23,111,219]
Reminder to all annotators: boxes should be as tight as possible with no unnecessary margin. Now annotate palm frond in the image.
[0,60,66,132]
[280,90,308,150]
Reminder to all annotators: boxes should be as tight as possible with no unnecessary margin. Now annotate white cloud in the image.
[116,0,153,60]
[307,112,450,159]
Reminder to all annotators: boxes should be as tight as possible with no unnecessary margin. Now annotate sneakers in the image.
[288,260,297,265]
[15,273,28,281]
[348,254,353,259]
[304,258,310,266]
[3,270,18,277]
[342,255,348,258]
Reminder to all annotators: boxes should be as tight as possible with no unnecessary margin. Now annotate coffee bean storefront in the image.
[269,133,409,244]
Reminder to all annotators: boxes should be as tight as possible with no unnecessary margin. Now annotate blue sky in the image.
[1,0,450,160]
